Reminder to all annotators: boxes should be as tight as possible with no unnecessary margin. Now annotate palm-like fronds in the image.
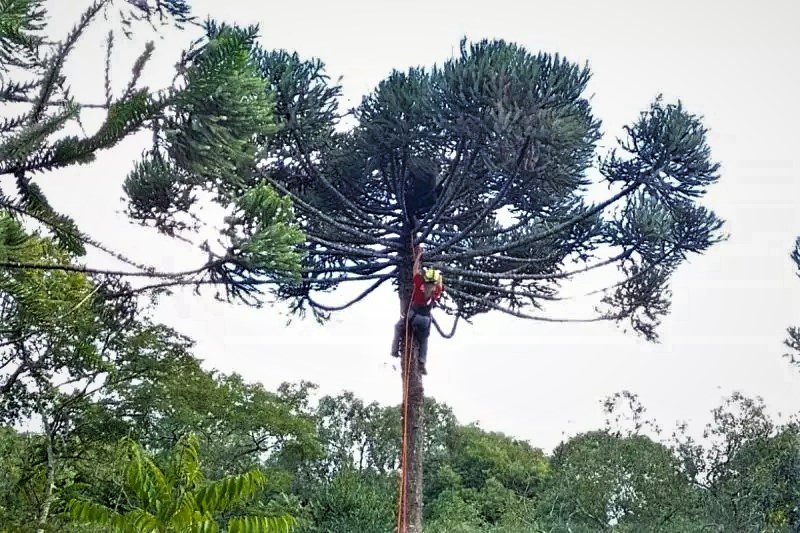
[195,470,267,515]
[228,515,296,533]
[67,433,295,532]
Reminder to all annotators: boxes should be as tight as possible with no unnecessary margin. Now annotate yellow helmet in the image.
[422,268,439,283]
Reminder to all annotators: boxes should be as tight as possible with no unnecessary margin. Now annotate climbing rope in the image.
[431,313,459,339]
[395,242,457,531]
[395,241,417,533]
[396,298,413,532]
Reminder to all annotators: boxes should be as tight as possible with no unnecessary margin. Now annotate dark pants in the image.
[392,309,432,363]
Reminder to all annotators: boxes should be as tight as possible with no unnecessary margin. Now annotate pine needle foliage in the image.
[0,0,44,70]
[0,2,303,304]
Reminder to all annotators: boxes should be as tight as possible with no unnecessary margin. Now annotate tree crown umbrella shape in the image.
[259,39,724,339]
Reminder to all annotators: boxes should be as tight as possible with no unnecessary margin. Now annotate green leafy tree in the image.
[108,360,322,480]
[0,212,107,422]
[253,38,724,530]
[67,433,295,532]
[537,431,699,531]
[424,425,548,529]
[312,392,401,476]
[1,7,307,523]
[0,209,313,530]
[0,213,145,530]
[0,426,40,529]
[299,468,395,533]
[675,393,800,531]
[442,425,548,500]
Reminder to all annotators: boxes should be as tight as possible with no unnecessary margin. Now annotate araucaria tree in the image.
[0,1,304,303]
[258,40,724,531]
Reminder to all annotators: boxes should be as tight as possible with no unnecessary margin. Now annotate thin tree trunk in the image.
[398,254,425,533]
[402,337,424,533]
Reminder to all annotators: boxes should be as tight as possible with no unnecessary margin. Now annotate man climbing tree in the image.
[255,39,724,532]
[391,244,444,375]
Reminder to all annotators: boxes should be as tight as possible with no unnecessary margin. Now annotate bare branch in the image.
[265,173,401,250]
[436,248,633,281]
[435,182,640,261]
[416,139,478,242]
[0,195,160,272]
[307,275,392,311]
[307,235,396,261]
[0,258,222,279]
[425,136,532,255]
[446,286,620,323]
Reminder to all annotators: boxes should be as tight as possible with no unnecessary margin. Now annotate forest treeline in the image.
[1,246,798,531]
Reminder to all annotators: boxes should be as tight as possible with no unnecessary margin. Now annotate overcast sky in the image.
[39,0,800,451]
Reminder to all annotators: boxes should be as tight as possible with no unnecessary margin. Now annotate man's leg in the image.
[411,314,431,374]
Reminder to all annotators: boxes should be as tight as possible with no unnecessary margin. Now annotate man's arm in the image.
[413,244,423,276]
[434,275,445,302]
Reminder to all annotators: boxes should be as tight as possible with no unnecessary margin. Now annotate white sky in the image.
[35,0,800,451]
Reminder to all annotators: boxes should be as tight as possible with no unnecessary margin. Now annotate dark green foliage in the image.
[0,213,112,422]
[260,38,722,341]
[0,0,44,70]
[301,468,395,533]
[108,356,322,480]
[675,393,800,531]
[0,4,304,305]
[0,214,316,530]
[443,426,548,499]
[422,424,548,529]
[2,354,799,533]
[538,431,699,530]
[0,427,40,527]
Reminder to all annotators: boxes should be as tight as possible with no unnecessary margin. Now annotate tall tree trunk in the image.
[402,337,424,533]
[398,256,424,533]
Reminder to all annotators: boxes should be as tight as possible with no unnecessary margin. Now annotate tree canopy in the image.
[252,40,723,342]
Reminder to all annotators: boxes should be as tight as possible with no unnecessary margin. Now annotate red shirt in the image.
[411,273,443,309]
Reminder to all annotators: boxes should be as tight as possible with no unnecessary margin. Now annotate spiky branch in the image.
[1,5,305,304]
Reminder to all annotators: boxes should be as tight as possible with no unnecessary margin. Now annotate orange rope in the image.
[396,301,413,532]
[396,244,417,533]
